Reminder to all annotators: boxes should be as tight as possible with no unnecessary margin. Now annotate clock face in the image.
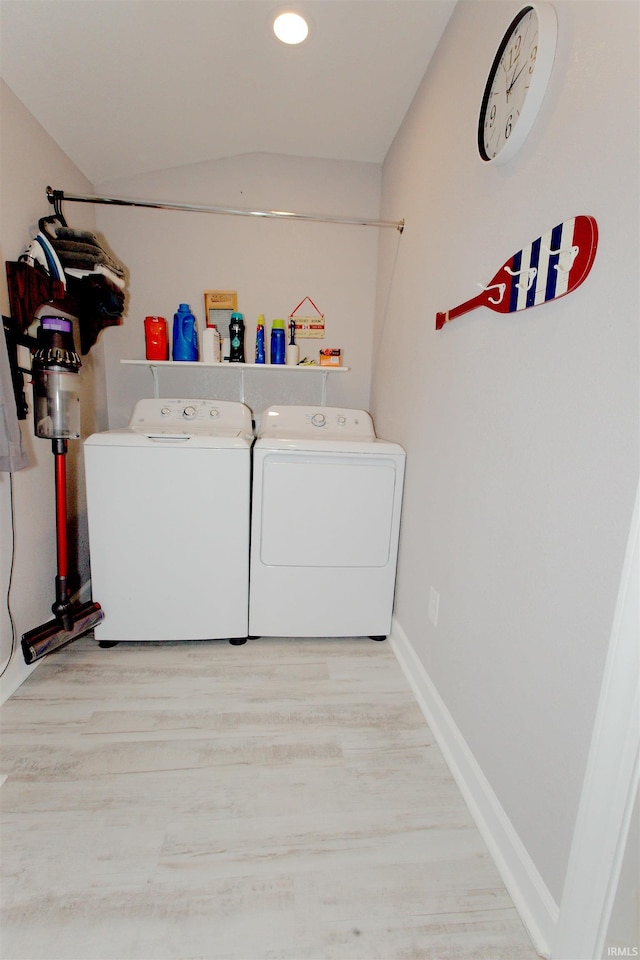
[478,4,556,164]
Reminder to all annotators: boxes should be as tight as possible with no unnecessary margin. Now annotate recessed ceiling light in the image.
[273,11,309,45]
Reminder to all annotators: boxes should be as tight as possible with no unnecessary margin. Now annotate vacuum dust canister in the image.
[32,315,81,439]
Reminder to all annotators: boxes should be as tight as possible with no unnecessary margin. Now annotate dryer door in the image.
[259,453,398,568]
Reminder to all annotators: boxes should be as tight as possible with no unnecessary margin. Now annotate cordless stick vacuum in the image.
[21,315,104,664]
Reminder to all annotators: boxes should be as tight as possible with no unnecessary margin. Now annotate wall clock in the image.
[478,3,557,164]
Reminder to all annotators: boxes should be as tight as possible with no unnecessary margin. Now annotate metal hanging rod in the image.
[46,187,404,233]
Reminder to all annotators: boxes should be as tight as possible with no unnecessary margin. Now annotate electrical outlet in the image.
[428,587,440,627]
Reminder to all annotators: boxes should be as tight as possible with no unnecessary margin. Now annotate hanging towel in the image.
[0,323,28,472]
[42,223,126,281]
[65,264,126,291]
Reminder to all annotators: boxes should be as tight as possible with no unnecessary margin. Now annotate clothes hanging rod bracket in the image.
[47,187,404,233]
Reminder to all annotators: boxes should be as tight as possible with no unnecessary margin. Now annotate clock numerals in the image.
[505,31,523,74]
[505,113,514,142]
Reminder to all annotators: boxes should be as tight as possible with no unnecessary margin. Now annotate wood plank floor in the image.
[0,636,539,960]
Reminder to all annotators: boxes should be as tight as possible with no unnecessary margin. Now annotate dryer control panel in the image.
[259,405,375,441]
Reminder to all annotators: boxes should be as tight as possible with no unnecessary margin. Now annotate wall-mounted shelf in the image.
[121,360,349,371]
[121,359,349,405]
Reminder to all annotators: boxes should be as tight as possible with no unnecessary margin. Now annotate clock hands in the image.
[506,60,528,99]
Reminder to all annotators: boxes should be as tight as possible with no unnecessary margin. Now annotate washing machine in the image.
[249,405,405,638]
[84,398,253,644]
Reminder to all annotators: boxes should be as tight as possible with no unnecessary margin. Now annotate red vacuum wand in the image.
[52,438,72,630]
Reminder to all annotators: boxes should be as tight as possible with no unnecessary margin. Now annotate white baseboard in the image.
[0,655,36,705]
[389,618,558,960]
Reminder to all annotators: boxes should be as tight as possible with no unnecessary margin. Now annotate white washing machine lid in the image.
[85,431,252,449]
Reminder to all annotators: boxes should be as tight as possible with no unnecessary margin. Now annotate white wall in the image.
[95,153,382,429]
[0,80,104,700]
[373,0,638,916]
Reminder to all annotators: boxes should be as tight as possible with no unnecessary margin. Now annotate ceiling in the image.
[0,0,456,185]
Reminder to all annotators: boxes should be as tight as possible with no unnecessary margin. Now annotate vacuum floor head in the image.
[22,601,104,664]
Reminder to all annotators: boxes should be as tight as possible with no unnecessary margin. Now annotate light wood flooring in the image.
[0,636,539,960]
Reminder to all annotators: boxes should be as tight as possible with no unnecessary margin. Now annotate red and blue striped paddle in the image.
[436,216,598,330]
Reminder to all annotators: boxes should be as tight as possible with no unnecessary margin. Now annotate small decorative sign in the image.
[436,216,598,329]
[204,290,237,334]
[289,296,325,339]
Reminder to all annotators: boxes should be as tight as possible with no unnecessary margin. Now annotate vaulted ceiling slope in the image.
[0,0,456,185]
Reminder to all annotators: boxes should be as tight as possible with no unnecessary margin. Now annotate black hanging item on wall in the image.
[21,315,104,664]
[2,315,31,421]
[3,255,67,423]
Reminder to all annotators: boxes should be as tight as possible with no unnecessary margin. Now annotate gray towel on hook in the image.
[52,237,125,280]
[44,224,126,280]
[0,326,28,472]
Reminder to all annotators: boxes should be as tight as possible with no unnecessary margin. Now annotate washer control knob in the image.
[337,415,347,425]
[160,407,171,417]
[209,408,219,418]
[183,405,197,419]
[311,413,326,428]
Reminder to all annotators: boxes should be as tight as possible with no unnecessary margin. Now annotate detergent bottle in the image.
[229,312,245,363]
[201,324,221,363]
[144,316,168,360]
[255,314,266,363]
[270,318,286,365]
[172,303,198,361]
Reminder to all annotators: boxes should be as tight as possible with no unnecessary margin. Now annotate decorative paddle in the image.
[435,216,598,330]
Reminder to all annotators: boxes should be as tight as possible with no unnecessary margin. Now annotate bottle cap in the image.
[272,318,285,328]
[257,314,265,327]
[230,312,243,321]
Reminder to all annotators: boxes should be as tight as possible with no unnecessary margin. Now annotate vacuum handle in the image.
[52,439,74,628]
[53,440,69,580]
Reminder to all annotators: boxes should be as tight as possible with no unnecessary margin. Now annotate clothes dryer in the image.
[84,398,253,643]
[249,405,405,639]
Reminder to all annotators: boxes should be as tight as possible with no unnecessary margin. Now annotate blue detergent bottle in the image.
[270,318,286,365]
[255,314,266,363]
[172,303,198,361]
